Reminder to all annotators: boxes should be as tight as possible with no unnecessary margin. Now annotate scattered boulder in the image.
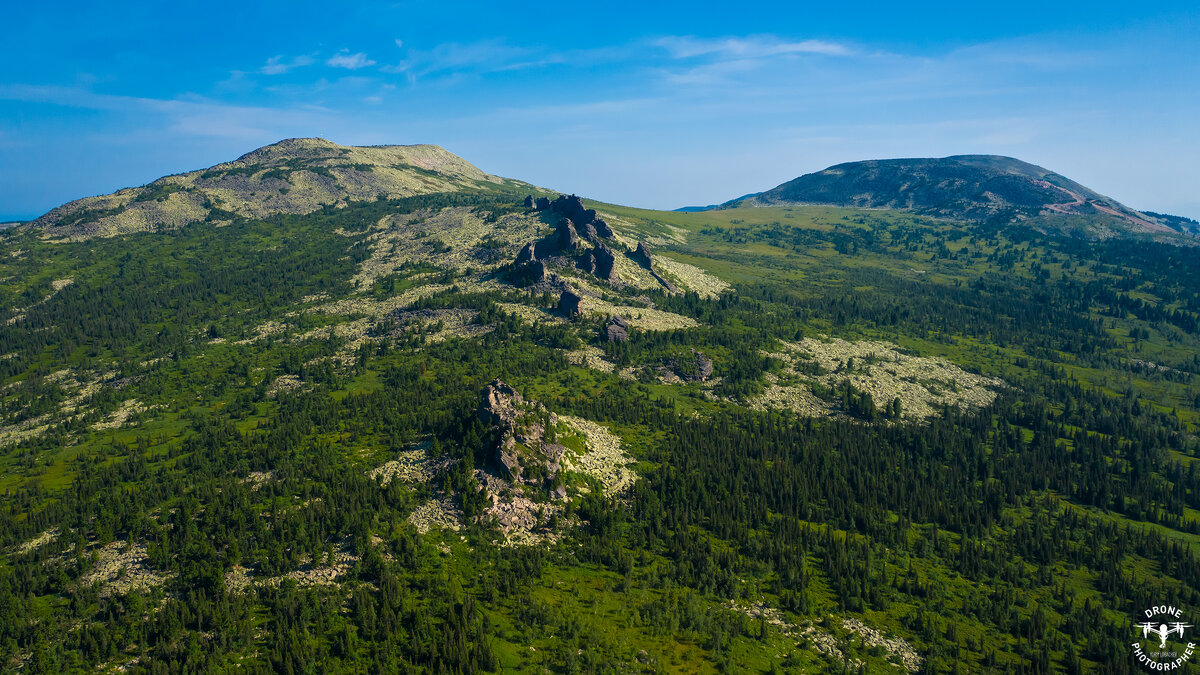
[604,316,630,342]
[558,289,583,316]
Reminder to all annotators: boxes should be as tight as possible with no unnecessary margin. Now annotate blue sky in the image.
[2,1,1198,220]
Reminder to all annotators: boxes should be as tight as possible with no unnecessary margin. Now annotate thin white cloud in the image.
[384,40,542,77]
[261,54,316,75]
[655,35,852,60]
[326,50,376,70]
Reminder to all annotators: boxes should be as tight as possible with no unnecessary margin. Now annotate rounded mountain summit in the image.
[727,154,1179,238]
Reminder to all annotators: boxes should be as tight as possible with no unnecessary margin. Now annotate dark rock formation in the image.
[523,195,535,209]
[592,243,616,280]
[631,241,654,269]
[535,196,551,211]
[577,250,597,275]
[667,350,713,382]
[552,194,589,223]
[533,238,558,259]
[603,316,630,342]
[578,221,598,241]
[515,242,537,264]
[555,218,580,251]
[694,350,714,381]
[508,242,546,286]
[594,219,613,238]
[558,289,583,316]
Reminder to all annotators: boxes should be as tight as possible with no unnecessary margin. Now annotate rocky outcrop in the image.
[523,195,535,209]
[629,241,680,292]
[604,316,630,342]
[631,241,654,269]
[515,242,537,264]
[552,195,589,224]
[693,351,714,381]
[664,349,714,382]
[477,380,567,487]
[555,218,580,251]
[592,243,616,279]
[535,196,551,211]
[594,219,614,238]
[558,289,583,316]
[577,250,597,275]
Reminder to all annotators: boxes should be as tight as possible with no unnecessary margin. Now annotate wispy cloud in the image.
[655,35,852,60]
[384,40,547,77]
[326,50,376,70]
[261,54,315,75]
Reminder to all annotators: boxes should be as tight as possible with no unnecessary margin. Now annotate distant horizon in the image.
[3,1,1198,221]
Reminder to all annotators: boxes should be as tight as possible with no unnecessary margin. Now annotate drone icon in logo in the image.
[1138,622,1193,649]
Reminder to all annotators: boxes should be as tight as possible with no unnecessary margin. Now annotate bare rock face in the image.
[578,221,599,241]
[594,219,614,238]
[535,196,551,211]
[523,195,535,209]
[604,316,631,342]
[558,289,583,316]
